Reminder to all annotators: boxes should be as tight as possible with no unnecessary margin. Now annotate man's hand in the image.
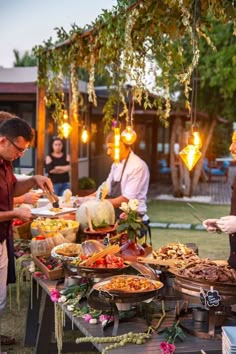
[14,207,34,223]
[22,192,40,205]
[202,218,221,233]
[216,215,236,234]
[33,175,54,193]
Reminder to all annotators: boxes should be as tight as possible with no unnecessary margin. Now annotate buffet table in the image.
[23,276,224,354]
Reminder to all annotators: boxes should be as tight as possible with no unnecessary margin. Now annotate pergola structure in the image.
[34,0,236,196]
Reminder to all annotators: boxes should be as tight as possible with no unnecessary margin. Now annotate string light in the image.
[114,126,120,164]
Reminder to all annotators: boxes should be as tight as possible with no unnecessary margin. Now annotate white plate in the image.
[51,243,82,261]
[31,206,77,218]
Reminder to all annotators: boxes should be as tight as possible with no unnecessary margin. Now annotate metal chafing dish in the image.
[88,274,163,335]
[171,270,236,338]
[173,272,236,305]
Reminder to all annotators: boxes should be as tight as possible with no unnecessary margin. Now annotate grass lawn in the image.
[147,200,230,261]
[147,200,230,224]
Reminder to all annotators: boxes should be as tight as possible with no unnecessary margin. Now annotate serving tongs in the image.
[43,184,60,208]
[186,202,222,234]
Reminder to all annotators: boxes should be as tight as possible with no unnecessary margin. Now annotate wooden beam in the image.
[36,86,46,175]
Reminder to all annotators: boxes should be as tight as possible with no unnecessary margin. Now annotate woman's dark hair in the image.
[0,114,33,142]
[49,136,66,154]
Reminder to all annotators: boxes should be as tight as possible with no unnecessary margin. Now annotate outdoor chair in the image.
[203,158,230,182]
[158,159,171,175]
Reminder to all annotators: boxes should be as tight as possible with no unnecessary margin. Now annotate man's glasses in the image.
[6,137,29,154]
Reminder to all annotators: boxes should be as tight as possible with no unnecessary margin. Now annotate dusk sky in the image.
[0,0,117,68]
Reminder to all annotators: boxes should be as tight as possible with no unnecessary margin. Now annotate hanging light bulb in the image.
[114,126,120,164]
[120,86,137,145]
[179,135,202,171]
[81,126,89,143]
[58,109,72,138]
[121,125,137,145]
[192,126,202,149]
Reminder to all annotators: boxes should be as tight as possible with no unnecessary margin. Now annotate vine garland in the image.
[33,0,236,130]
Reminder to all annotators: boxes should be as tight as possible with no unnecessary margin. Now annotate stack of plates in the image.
[222,327,236,353]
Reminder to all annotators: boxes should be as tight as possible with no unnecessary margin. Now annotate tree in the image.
[13,49,37,67]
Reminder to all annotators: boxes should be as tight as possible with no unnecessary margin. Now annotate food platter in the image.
[92,275,163,303]
[31,206,77,218]
[51,243,82,261]
[78,263,129,276]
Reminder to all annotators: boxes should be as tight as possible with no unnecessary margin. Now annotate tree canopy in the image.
[33,0,236,130]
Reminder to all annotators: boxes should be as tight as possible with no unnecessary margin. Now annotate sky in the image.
[0,0,117,68]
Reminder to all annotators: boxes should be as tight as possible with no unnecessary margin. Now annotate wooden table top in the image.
[33,276,225,353]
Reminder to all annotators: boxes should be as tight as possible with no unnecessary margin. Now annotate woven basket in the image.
[13,222,32,240]
[31,220,79,243]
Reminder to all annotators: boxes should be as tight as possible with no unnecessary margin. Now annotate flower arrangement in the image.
[159,320,185,353]
[117,199,146,241]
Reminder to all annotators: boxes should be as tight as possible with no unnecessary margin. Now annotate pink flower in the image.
[83,314,92,322]
[119,212,127,220]
[99,314,114,322]
[34,271,42,277]
[160,342,176,354]
[50,289,61,303]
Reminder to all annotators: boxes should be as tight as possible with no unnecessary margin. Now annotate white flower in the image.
[120,202,129,212]
[89,318,98,324]
[67,305,75,311]
[58,295,67,303]
[28,261,35,273]
[128,199,139,211]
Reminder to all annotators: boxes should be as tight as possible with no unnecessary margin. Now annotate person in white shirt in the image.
[105,131,150,217]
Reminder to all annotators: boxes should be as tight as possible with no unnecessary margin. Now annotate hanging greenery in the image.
[33,0,236,129]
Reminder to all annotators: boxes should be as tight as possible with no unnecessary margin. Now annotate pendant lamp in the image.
[58,110,72,138]
[81,105,89,143]
[179,134,202,171]
[81,126,89,143]
[179,0,202,172]
[121,86,137,145]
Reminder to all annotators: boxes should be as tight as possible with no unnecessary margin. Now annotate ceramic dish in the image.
[31,206,77,218]
[51,243,82,261]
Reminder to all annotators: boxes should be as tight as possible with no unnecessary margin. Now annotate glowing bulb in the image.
[179,144,202,171]
[121,125,137,145]
[58,122,72,139]
[114,127,120,164]
[81,127,89,143]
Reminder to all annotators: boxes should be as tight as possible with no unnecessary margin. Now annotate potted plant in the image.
[78,177,96,196]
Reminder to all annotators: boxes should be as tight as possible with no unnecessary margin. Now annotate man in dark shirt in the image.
[0,112,53,346]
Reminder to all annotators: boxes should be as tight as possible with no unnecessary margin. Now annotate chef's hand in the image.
[216,215,236,234]
[33,175,53,193]
[202,218,221,233]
